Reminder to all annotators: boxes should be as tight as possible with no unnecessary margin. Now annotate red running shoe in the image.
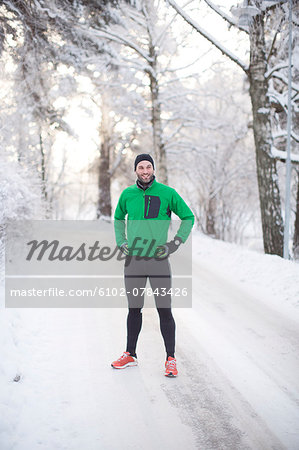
[111,352,138,369]
[165,357,178,377]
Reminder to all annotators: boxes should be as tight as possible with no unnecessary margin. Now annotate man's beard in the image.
[137,174,154,185]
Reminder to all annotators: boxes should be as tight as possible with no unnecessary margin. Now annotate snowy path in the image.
[1,253,299,449]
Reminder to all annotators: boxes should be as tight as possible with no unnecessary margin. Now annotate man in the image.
[111,154,194,376]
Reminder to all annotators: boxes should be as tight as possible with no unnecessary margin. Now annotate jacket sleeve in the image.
[170,189,194,243]
[114,192,127,247]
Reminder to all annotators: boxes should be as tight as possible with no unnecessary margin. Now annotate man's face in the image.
[135,160,154,183]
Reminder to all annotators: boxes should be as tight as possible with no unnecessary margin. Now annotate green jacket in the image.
[114,178,194,256]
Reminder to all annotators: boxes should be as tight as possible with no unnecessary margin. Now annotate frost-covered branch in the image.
[266,18,283,64]
[120,57,153,75]
[269,92,299,142]
[265,63,289,80]
[162,55,204,73]
[166,0,249,75]
[261,0,290,12]
[154,15,177,48]
[271,146,299,164]
[163,123,184,146]
[281,131,299,144]
[119,4,146,28]
[202,0,249,34]
[109,132,139,177]
[272,72,299,95]
[95,29,153,63]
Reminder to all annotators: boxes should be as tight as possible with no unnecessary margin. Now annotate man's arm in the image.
[170,189,195,242]
[155,189,194,259]
[114,192,127,248]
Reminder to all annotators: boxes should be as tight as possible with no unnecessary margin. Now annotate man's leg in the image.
[126,308,142,357]
[148,258,176,359]
[124,257,147,357]
[156,307,176,359]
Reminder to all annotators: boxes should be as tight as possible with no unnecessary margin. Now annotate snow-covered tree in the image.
[294,169,299,259]
[166,0,298,257]
[0,1,76,216]
[0,0,126,218]
[264,2,299,258]
[94,83,142,218]
[96,0,188,183]
[167,69,257,243]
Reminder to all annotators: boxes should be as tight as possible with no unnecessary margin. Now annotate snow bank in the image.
[193,231,299,314]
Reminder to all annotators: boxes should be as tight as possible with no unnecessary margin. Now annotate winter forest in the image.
[1,2,299,449]
[0,0,298,259]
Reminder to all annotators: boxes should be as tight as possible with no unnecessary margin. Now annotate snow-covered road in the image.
[1,236,299,450]
[176,260,299,449]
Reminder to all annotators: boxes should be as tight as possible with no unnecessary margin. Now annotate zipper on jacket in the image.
[146,196,151,217]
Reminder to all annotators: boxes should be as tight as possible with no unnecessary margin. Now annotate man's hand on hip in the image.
[120,242,129,256]
[155,237,182,259]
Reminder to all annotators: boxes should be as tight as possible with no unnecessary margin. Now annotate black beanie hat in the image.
[134,154,155,171]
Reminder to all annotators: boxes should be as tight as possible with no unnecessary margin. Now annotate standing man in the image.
[111,154,194,376]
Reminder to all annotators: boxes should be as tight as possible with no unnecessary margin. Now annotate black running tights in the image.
[124,256,176,358]
[126,307,175,358]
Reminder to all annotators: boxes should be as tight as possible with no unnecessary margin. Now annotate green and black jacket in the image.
[114,177,194,257]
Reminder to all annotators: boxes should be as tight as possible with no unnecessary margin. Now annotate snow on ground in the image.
[0,231,299,450]
[194,233,299,312]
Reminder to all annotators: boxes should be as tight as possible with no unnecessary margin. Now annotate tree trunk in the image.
[39,131,48,202]
[148,63,168,184]
[97,102,112,219]
[249,12,284,256]
[144,2,168,185]
[206,194,216,237]
[293,171,299,260]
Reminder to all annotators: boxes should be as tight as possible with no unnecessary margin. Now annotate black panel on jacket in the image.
[144,195,161,218]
